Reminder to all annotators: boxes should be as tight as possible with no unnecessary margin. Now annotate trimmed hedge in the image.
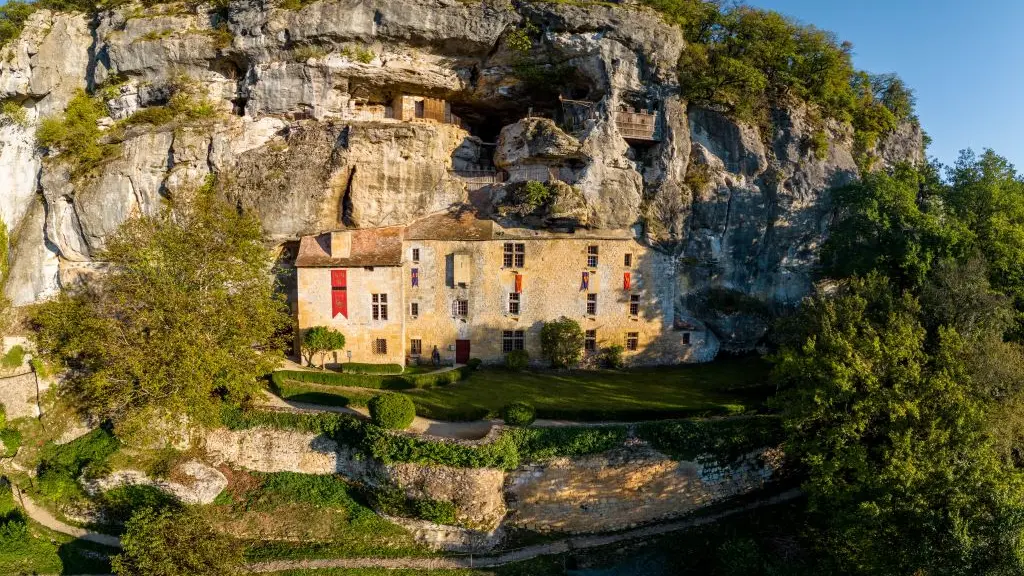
[272,366,473,392]
[340,363,404,375]
[368,394,416,430]
[502,402,536,426]
[505,350,529,372]
[220,405,780,471]
[532,404,745,423]
[636,416,784,466]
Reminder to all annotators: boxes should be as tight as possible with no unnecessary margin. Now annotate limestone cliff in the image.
[0,0,923,351]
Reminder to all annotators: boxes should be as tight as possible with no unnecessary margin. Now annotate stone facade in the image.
[295,210,718,366]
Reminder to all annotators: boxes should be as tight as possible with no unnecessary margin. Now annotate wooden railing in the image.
[449,169,507,185]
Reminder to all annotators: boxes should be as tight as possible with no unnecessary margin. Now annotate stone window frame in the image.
[587,245,599,268]
[586,293,597,316]
[452,299,469,318]
[508,292,521,315]
[624,252,633,267]
[410,338,422,356]
[412,247,420,262]
[629,294,640,316]
[502,330,524,352]
[584,329,597,352]
[410,301,419,318]
[503,243,525,268]
[372,293,388,321]
[682,332,691,346]
[373,338,388,355]
[626,332,639,351]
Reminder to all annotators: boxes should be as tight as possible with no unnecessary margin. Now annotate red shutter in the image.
[331,270,347,318]
[623,272,631,291]
[514,273,523,294]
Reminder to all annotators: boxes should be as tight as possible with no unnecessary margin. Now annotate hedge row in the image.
[532,404,747,423]
[635,416,785,467]
[221,405,783,471]
[340,363,404,375]
[272,366,473,391]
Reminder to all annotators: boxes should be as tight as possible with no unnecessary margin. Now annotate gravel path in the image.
[247,489,801,573]
[12,484,122,548]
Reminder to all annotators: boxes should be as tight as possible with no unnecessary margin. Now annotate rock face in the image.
[0,0,923,351]
[83,460,229,505]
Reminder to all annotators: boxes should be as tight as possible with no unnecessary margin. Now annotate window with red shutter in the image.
[331,270,347,318]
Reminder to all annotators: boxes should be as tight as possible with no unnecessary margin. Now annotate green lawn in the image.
[0,482,115,575]
[277,357,774,422]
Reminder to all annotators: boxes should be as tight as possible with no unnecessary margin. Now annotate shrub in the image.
[368,394,416,430]
[36,427,121,504]
[36,90,118,176]
[112,507,243,576]
[510,426,627,461]
[635,416,784,466]
[271,367,469,392]
[466,358,482,370]
[0,1,35,48]
[601,345,625,369]
[0,100,28,127]
[501,402,536,426]
[414,498,457,525]
[540,317,585,368]
[505,350,529,371]
[0,428,20,457]
[0,345,24,369]
[340,362,402,375]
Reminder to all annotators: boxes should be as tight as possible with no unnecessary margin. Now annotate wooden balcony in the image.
[616,109,661,141]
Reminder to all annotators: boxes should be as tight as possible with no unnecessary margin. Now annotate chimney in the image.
[330,231,351,258]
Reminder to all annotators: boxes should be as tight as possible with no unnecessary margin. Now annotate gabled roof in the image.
[404,209,495,241]
[295,226,404,268]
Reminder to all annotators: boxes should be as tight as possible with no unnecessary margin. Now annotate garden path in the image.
[11,484,122,548]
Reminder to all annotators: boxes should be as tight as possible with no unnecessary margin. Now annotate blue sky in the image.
[749,0,1024,171]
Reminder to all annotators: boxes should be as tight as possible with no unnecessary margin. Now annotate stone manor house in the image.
[295,210,717,367]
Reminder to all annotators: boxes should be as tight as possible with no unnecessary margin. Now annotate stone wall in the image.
[202,424,779,538]
[505,444,776,533]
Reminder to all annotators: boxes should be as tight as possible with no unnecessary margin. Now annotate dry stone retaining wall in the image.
[203,425,779,538]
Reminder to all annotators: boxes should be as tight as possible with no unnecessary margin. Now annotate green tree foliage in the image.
[819,164,969,291]
[539,316,584,368]
[30,190,290,442]
[944,149,1024,338]
[773,274,1024,574]
[36,89,119,176]
[112,507,243,576]
[501,401,536,426]
[301,326,345,369]
[0,0,35,47]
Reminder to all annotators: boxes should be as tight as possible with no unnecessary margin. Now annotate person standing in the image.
[431,345,441,367]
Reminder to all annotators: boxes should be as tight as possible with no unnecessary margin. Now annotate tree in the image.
[819,164,970,291]
[944,149,1024,339]
[773,273,1024,575]
[539,317,584,368]
[112,507,243,576]
[301,326,345,369]
[31,190,290,442]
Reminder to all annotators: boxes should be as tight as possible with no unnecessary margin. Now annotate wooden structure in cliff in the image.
[615,107,661,142]
[391,95,463,127]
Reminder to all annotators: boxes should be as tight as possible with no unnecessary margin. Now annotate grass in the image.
[208,470,434,561]
[0,482,115,574]
[277,357,773,422]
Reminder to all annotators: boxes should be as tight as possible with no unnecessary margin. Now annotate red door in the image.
[455,340,470,364]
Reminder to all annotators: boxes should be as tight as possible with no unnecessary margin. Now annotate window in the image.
[503,243,525,268]
[373,338,388,355]
[410,339,422,356]
[585,329,597,352]
[587,245,599,267]
[626,332,639,351]
[410,302,419,318]
[414,100,425,118]
[682,332,691,345]
[586,293,597,315]
[629,294,640,316]
[502,330,525,352]
[624,253,633,267]
[508,292,520,315]
[412,248,420,262]
[372,294,388,320]
[331,270,347,318]
[452,299,468,317]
